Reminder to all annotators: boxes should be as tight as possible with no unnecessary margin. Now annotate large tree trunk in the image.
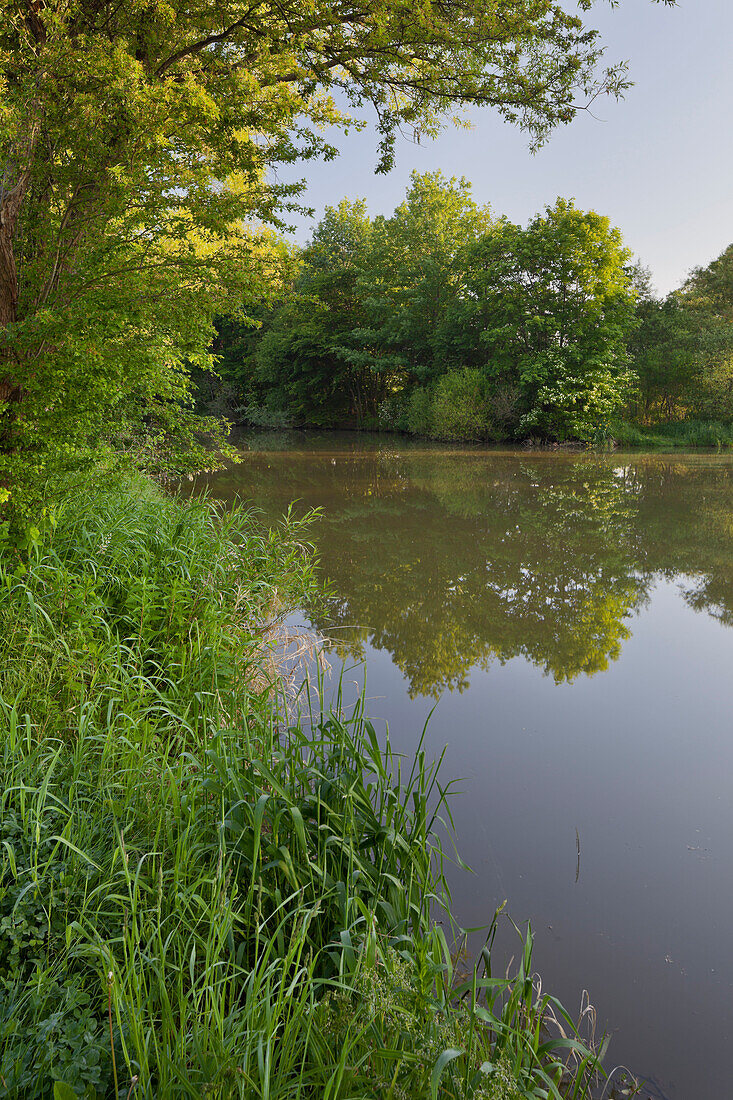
[0,121,39,435]
[0,202,25,438]
[0,177,24,327]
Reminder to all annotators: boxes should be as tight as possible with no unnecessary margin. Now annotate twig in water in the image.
[575,826,581,884]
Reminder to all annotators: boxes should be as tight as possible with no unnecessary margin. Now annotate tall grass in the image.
[611,419,733,449]
[0,480,612,1099]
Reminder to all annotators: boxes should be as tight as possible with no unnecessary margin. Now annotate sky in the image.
[275,0,733,297]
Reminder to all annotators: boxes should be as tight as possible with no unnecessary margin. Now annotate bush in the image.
[406,386,435,436]
[520,351,635,443]
[380,374,519,443]
[432,369,492,441]
[238,401,295,428]
[378,392,409,431]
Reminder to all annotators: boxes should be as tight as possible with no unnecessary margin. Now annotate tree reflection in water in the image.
[199,435,733,698]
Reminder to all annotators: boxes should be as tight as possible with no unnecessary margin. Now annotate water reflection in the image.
[198,434,733,1098]
[199,434,733,696]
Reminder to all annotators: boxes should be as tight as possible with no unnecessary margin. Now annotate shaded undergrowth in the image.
[0,480,614,1098]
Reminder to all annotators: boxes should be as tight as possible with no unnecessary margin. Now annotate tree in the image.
[246,176,493,426]
[684,243,733,322]
[253,200,383,424]
[0,0,673,505]
[631,244,733,422]
[245,189,641,441]
[353,171,493,385]
[678,244,733,419]
[463,199,638,440]
[630,297,714,420]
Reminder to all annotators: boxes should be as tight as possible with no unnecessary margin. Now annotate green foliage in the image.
[611,419,733,449]
[0,475,318,738]
[314,952,523,1100]
[304,199,374,277]
[407,387,436,437]
[0,477,608,1098]
[432,370,493,441]
[462,200,638,441]
[389,370,496,442]
[630,245,733,423]
[629,296,707,419]
[250,200,385,425]
[221,184,639,443]
[693,356,733,421]
[518,349,636,443]
[353,172,494,388]
[684,242,733,321]
[239,403,296,430]
[0,812,116,1097]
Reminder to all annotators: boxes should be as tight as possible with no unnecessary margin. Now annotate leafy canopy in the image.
[464,199,638,439]
[353,171,494,384]
[232,183,639,441]
[631,242,733,422]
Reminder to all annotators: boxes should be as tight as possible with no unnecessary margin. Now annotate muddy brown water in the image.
[197,431,733,1099]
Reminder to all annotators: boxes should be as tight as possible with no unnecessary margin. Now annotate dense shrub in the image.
[406,387,435,436]
[381,371,513,443]
[432,369,492,441]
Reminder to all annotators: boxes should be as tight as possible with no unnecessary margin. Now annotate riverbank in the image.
[0,475,610,1098]
[610,419,733,449]
[232,407,733,451]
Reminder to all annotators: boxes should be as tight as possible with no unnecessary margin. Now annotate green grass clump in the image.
[0,480,609,1098]
[612,419,733,449]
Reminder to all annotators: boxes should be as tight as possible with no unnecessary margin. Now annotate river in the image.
[198,430,733,1099]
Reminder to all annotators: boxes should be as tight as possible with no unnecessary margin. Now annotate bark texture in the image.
[0,120,38,412]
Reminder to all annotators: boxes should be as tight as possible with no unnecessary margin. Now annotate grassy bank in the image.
[1,478,608,1099]
[610,419,733,449]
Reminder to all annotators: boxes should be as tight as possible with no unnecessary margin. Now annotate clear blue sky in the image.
[277,0,732,296]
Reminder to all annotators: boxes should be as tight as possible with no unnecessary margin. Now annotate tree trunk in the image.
[0,205,24,438]
[0,181,23,326]
[0,121,39,436]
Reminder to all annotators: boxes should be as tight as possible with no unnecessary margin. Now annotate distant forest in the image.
[201,172,733,444]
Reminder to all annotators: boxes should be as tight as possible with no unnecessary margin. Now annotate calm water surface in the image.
[199,431,733,1100]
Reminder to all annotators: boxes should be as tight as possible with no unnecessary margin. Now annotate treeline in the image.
[631,244,733,422]
[206,173,733,444]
